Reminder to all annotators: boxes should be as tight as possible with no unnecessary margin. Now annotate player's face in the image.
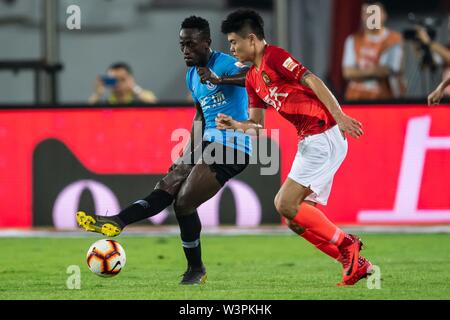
[227,32,254,63]
[179,28,211,67]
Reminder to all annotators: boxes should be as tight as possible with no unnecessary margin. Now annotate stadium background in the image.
[0,0,449,103]
[0,0,449,302]
[0,105,449,229]
[0,0,449,230]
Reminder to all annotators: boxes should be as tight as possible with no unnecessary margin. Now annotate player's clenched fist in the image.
[197,67,221,85]
[427,76,450,106]
[216,113,237,130]
[428,86,445,106]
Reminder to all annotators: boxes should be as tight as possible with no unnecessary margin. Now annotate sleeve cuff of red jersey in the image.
[296,65,308,81]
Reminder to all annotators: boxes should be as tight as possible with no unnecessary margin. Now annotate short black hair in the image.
[109,62,133,74]
[181,16,211,39]
[221,9,265,40]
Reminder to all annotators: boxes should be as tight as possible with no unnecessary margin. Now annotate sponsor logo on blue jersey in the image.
[186,51,251,155]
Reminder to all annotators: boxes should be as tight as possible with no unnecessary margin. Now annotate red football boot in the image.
[337,256,374,286]
[337,234,362,280]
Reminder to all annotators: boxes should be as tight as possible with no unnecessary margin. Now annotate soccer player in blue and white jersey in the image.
[76,16,251,285]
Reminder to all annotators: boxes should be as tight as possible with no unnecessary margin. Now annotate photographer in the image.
[342,1,405,101]
[88,62,157,105]
[416,25,450,98]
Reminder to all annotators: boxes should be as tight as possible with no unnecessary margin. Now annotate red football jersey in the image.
[246,44,337,140]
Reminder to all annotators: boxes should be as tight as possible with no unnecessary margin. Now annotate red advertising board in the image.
[0,105,449,228]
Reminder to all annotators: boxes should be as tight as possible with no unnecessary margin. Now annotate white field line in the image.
[1,225,450,238]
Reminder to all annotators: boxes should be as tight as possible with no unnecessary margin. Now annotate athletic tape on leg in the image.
[182,239,200,248]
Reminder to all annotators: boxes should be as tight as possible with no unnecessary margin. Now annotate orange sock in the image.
[300,230,340,260]
[292,202,345,246]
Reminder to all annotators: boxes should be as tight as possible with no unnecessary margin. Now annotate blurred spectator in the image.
[416,22,450,97]
[342,1,405,100]
[88,62,157,104]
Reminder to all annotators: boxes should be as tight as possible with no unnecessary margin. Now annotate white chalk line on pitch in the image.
[1,225,450,238]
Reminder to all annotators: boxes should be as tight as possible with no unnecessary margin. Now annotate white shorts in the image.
[288,125,348,205]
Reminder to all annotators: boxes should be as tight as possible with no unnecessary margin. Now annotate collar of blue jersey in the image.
[206,50,219,68]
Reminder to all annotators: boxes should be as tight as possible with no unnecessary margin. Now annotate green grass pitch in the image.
[0,233,449,300]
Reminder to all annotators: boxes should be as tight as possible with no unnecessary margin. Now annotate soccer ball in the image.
[86,239,126,277]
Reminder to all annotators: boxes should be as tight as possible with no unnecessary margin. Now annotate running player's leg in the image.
[174,163,227,216]
[286,200,341,260]
[275,177,346,245]
[76,163,194,236]
[115,163,194,225]
[173,163,224,285]
[279,126,362,280]
[288,203,372,280]
[274,178,361,275]
[291,212,373,286]
[174,145,249,284]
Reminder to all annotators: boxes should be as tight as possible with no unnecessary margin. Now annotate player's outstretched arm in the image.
[215,108,265,136]
[302,71,363,139]
[197,67,248,87]
[428,76,450,106]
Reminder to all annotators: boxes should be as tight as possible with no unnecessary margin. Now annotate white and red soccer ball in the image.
[86,239,126,277]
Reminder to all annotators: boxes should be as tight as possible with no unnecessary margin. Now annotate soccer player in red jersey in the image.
[217,9,373,286]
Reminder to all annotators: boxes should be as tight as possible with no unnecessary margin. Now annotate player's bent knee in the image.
[274,193,280,209]
[174,193,196,216]
[274,192,284,211]
[174,205,195,217]
[154,180,171,194]
[274,199,297,220]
